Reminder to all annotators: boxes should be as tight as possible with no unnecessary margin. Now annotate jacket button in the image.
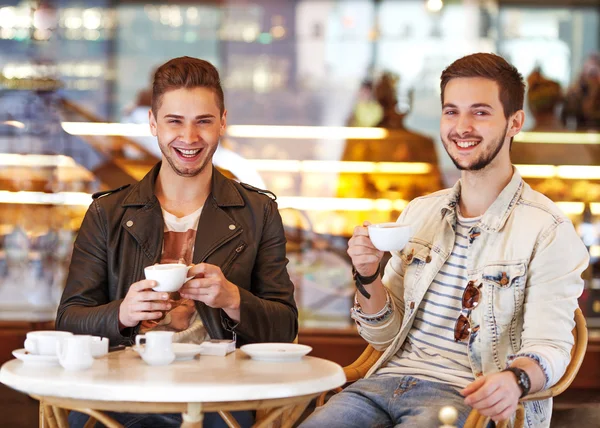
[126,220,133,227]
[500,272,509,285]
[410,301,415,309]
[229,224,236,230]
[425,255,432,263]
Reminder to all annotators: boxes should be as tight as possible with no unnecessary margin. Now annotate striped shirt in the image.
[376,213,480,389]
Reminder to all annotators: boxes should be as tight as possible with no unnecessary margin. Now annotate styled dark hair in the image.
[440,53,525,118]
[151,56,225,116]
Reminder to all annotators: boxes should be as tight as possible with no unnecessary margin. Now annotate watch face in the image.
[519,370,531,390]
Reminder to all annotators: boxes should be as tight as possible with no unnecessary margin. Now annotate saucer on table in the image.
[132,343,203,361]
[12,349,59,366]
[240,343,313,362]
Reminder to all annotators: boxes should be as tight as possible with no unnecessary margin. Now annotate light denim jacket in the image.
[357,169,589,427]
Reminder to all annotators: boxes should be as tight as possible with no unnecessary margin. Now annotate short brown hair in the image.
[440,53,525,118]
[151,56,225,116]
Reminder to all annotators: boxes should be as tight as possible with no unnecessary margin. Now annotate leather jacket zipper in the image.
[222,242,247,275]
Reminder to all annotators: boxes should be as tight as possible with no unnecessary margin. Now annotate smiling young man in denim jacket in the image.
[302,53,589,428]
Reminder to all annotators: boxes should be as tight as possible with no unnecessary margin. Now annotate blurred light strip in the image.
[247,160,431,174]
[591,203,600,216]
[62,122,151,137]
[556,202,584,215]
[0,191,92,206]
[227,125,389,140]
[277,197,408,212]
[515,132,600,145]
[516,164,600,180]
[302,160,375,173]
[514,164,557,178]
[557,166,600,180]
[590,245,600,258]
[0,154,76,167]
[2,120,25,129]
[60,123,599,144]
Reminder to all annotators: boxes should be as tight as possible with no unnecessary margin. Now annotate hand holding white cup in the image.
[144,263,194,292]
[367,222,412,252]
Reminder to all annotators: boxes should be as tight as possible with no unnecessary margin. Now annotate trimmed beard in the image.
[446,123,509,171]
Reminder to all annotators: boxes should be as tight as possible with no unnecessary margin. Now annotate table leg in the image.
[181,403,203,428]
[280,399,312,428]
[39,402,44,428]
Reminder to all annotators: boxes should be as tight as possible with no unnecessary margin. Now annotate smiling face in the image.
[149,87,226,178]
[440,77,519,172]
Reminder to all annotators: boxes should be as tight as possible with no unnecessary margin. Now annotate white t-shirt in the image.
[140,206,208,343]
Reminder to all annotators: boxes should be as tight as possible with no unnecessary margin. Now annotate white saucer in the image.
[12,349,59,366]
[240,343,312,362]
[132,343,203,361]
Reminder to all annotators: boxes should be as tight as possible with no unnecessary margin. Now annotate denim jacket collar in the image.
[441,167,524,233]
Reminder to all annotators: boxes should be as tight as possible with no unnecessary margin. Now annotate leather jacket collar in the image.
[122,162,245,208]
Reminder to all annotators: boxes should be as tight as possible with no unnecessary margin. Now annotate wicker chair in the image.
[316,308,588,428]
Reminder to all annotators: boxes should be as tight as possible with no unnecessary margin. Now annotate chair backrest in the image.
[545,307,588,397]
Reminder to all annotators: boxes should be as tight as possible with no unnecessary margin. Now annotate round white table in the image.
[0,348,346,428]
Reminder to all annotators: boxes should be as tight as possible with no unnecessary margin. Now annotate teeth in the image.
[176,148,200,157]
[456,141,479,148]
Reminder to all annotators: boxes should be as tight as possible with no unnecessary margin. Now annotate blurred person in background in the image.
[346,79,383,127]
[57,56,297,428]
[302,53,588,428]
[526,66,564,131]
[563,53,600,130]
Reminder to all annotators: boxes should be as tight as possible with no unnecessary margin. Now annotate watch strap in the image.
[503,367,531,398]
[352,264,381,299]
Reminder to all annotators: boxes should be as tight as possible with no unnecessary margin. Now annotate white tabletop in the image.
[0,348,346,403]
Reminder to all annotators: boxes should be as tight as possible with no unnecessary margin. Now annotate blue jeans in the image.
[68,410,253,428]
[300,376,475,428]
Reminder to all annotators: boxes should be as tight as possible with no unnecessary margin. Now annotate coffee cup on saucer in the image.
[144,263,193,292]
[367,223,412,252]
[24,331,73,356]
[135,331,175,366]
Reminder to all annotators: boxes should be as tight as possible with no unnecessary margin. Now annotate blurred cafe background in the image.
[0,0,599,425]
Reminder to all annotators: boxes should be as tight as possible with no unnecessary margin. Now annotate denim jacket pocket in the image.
[400,240,431,294]
[482,262,527,326]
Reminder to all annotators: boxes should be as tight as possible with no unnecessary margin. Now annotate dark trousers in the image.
[68,410,254,428]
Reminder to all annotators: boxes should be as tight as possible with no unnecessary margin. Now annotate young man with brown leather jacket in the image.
[57,56,297,428]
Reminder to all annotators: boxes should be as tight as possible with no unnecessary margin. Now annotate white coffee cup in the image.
[56,335,94,371]
[24,331,73,356]
[75,335,109,358]
[367,223,412,252]
[135,331,175,366]
[144,263,193,292]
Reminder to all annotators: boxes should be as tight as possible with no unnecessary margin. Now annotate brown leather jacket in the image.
[56,163,298,346]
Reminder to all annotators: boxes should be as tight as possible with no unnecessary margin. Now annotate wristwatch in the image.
[503,367,531,398]
[352,264,380,299]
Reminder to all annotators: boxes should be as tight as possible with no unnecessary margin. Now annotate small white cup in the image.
[367,223,412,252]
[135,331,175,366]
[57,335,94,371]
[24,331,73,356]
[144,263,193,292]
[75,335,109,358]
